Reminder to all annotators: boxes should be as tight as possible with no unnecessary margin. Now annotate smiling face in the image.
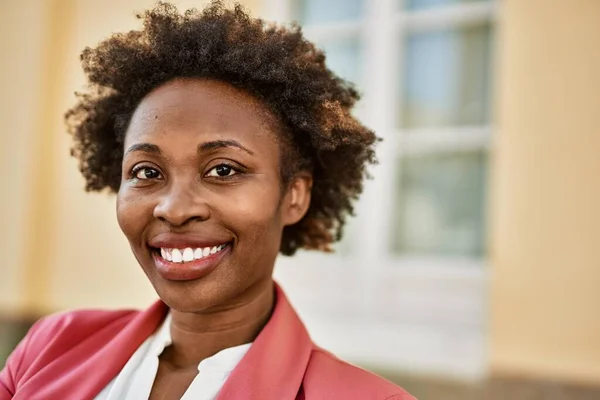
[117,78,311,313]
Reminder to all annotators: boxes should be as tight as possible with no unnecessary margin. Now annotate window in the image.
[284,0,494,258]
[266,0,496,378]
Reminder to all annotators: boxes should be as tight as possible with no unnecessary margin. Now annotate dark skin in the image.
[116,78,312,399]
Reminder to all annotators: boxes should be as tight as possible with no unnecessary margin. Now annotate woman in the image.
[0,2,414,399]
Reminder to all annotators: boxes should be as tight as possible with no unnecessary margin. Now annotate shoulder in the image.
[0,308,138,392]
[303,347,416,400]
[23,307,138,351]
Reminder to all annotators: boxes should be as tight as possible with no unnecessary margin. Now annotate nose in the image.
[153,180,210,227]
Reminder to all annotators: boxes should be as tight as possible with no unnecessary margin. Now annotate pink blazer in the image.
[0,284,414,400]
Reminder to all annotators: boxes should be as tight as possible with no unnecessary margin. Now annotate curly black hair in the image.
[65,1,377,256]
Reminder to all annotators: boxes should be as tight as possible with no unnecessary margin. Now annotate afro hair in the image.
[65,1,378,255]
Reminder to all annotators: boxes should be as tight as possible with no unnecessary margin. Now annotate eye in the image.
[206,164,238,178]
[132,166,162,180]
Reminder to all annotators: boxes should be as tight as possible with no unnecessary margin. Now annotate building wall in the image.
[490,0,600,385]
[0,0,50,316]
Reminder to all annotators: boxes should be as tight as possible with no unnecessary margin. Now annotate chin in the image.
[151,278,225,313]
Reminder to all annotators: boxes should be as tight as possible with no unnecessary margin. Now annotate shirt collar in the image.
[148,311,172,357]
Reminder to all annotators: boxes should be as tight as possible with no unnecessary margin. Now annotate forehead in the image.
[125,78,280,146]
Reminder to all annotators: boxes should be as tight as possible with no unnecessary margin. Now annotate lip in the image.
[152,242,231,281]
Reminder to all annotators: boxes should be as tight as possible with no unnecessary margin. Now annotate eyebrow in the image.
[124,140,254,157]
[124,143,161,156]
[198,140,254,155]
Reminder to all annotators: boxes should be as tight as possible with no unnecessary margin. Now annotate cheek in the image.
[116,190,149,242]
[219,185,284,242]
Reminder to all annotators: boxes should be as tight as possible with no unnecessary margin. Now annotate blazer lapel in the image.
[15,300,168,400]
[216,283,313,400]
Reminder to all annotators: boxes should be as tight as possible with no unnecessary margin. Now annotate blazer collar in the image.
[216,283,313,400]
[15,299,168,400]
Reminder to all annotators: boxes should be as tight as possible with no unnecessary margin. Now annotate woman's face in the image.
[117,79,310,312]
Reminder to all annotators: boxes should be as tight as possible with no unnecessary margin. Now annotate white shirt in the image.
[95,313,252,400]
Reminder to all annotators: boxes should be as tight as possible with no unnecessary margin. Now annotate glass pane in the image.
[294,0,363,25]
[404,0,488,11]
[392,150,487,256]
[320,39,362,87]
[400,23,493,129]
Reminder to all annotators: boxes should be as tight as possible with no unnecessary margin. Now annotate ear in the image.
[281,172,313,226]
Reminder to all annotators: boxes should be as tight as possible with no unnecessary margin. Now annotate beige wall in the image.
[490,0,600,385]
[0,1,50,315]
[0,0,260,315]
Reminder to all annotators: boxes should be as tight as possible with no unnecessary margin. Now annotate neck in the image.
[162,280,275,369]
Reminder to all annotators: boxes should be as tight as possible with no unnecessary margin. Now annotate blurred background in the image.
[1,0,599,398]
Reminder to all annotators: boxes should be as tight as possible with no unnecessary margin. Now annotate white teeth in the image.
[182,248,194,262]
[171,248,183,263]
[160,244,227,263]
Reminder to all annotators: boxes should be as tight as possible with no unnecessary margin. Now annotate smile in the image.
[159,244,228,263]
